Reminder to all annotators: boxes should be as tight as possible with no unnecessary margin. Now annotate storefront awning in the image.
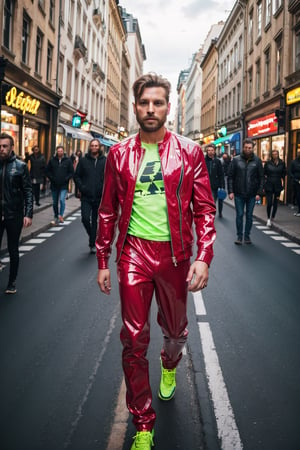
[214,132,241,145]
[59,123,92,141]
[98,137,118,147]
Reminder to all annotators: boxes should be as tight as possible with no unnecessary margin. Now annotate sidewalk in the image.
[224,198,300,244]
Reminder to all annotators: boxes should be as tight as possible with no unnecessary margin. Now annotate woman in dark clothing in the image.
[28,146,46,206]
[264,149,286,226]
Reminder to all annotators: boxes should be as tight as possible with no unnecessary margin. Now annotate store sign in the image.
[247,113,278,138]
[286,87,300,105]
[5,86,40,115]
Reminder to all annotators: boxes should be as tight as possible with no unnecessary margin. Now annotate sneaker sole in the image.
[5,290,17,294]
[158,387,176,401]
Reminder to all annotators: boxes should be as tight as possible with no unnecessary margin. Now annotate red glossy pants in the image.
[117,235,190,431]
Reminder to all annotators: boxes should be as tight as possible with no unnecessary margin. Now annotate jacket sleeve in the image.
[192,149,216,266]
[74,159,84,191]
[22,163,33,218]
[257,159,264,196]
[66,159,74,181]
[218,159,225,188]
[227,160,234,193]
[96,151,119,269]
[46,160,53,182]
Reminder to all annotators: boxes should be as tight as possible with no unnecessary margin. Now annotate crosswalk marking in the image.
[254,223,299,255]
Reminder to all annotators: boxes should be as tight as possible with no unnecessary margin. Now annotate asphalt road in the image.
[0,204,299,450]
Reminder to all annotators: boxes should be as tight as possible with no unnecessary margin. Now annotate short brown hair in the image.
[133,73,171,103]
[0,132,14,146]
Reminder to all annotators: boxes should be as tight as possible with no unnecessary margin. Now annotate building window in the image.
[22,12,31,64]
[257,1,262,38]
[49,0,55,26]
[296,28,300,71]
[66,63,72,100]
[35,29,43,74]
[248,68,253,104]
[237,83,241,114]
[234,43,238,70]
[46,41,53,82]
[255,59,261,98]
[232,87,236,116]
[3,0,14,50]
[272,0,282,14]
[80,77,85,109]
[264,47,270,92]
[74,71,79,107]
[249,8,253,52]
[58,53,64,94]
[275,34,282,86]
[265,0,271,27]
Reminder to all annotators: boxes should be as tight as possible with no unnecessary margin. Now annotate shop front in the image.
[286,85,300,204]
[247,112,286,202]
[213,131,241,156]
[0,60,60,161]
[56,123,93,156]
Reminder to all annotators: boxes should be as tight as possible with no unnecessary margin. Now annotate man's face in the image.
[33,147,39,154]
[243,143,254,158]
[133,87,170,133]
[57,147,64,158]
[90,140,100,156]
[207,147,215,158]
[0,138,13,161]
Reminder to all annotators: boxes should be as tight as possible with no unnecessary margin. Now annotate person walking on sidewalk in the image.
[0,133,33,294]
[28,145,46,207]
[205,143,225,217]
[264,149,286,226]
[74,139,106,254]
[46,145,74,225]
[96,73,216,450]
[228,138,264,244]
[289,149,300,217]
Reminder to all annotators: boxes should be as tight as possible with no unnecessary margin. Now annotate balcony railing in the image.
[74,35,87,59]
[92,62,105,81]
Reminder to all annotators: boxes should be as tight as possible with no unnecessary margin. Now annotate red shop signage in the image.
[247,113,278,138]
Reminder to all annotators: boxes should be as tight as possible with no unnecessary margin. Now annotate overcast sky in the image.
[119,0,236,119]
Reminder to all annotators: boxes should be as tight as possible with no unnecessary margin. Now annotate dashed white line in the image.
[193,290,207,315]
[198,322,243,450]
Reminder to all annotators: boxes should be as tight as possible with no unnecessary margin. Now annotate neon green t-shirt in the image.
[127,142,171,241]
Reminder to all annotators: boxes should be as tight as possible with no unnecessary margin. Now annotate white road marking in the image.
[59,220,72,225]
[26,239,46,244]
[67,216,77,220]
[198,322,243,450]
[292,249,300,254]
[281,242,300,248]
[106,378,129,450]
[49,226,63,231]
[19,245,35,251]
[256,225,269,229]
[193,290,207,315]
[262,230,278,235]
[270,235,289,241]
[37,233,55,237]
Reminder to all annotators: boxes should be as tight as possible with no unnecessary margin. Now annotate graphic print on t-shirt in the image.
[138,161,164,195]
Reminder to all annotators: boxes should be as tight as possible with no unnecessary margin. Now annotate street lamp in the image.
[0,56,8,133]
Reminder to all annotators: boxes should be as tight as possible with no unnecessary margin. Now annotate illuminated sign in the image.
[5,86,40,115]
[247,113,278,138]
[286,87,300,105]
[72,114,82,127]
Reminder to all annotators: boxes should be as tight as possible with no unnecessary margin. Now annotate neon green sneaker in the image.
[158,359,176,400]
[131,430,154,449]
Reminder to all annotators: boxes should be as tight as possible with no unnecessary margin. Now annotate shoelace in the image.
[133,431,153,448]
[162,368,176,386]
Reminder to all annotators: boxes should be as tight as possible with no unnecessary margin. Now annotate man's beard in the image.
[137,115,166,133]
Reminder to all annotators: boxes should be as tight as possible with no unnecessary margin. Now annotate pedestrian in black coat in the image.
[28,145,46,206]
[264,149,286,226]
[205,144,225,217]
[74,140,106,253]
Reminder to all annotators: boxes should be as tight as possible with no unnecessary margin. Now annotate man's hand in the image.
[229,193,234,200]
[98,269,111,295]
[23,217,32,228]
[186,260,209,292]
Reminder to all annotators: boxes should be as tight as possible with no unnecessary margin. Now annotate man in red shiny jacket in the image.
[96,73,216,449]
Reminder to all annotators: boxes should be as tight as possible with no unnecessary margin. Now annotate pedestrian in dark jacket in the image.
[0,132,33,294]
[28,145,46,206]
[46,145,74,225]
[228,138,264,244]
[264,149,286,226]
[74,140,106,253]
[289,150,300,216]
[205,144,225,217]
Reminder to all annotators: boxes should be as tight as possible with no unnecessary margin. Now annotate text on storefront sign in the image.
[247,113,278,137]
[5,86,41,115]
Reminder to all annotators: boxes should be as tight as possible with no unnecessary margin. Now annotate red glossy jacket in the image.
[96,130,216,269]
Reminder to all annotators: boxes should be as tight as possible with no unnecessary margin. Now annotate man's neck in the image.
[139,127,166,144]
